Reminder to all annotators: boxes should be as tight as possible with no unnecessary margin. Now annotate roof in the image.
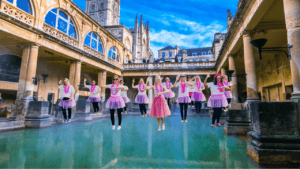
[159,45,175,51]
[177,47,212,56]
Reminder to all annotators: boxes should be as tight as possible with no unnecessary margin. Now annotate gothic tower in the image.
[132,14,139,60]
[86,0,120,26]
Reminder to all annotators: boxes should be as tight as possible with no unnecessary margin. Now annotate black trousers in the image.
[227,98,231,105]
[123,105,127,113]
[189,96,194,105]
[212,108,222,124]
[195,101,202,114]
[62,108,72,120]
[139,104,147,115]
[166,98,171,108]
[110,108,122,126]
[92,102,99,112]
[179,103,188,120]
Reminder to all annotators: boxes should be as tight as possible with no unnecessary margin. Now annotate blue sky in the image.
[73,0,239,59]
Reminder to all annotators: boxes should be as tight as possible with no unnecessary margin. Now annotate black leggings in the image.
[62,108,72,120]
[189,96,194,105]
[166,98,171,108]
[179,103,188,120]
[139,104,147,115]
[92,102,99,112]
[227,98,231,105]
[123,105,127,113]
[195,101,202,114]
[212,108,222,124]
[110,109,122,126]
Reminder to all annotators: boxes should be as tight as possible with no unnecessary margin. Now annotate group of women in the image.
[56,73,232,130]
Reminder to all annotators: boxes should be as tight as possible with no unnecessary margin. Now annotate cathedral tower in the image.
[86,0,120,26]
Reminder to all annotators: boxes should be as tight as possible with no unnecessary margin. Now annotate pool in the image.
[0,112,259,168]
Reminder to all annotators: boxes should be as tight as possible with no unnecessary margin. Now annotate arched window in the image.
[108,47,119,62]
[45,8,77,39]
[6,0,32,14]
[84,32,103,53]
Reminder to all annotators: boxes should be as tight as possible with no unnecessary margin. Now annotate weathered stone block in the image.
[74,99,93,121]
[25,101,52,128]
[247,102,300,166]
[224,109,252,135]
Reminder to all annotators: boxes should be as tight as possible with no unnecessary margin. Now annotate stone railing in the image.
[108,58,122,68]
[83,45,105,60]
[123,61,216,70]
[43,23,79,48]
[0,0,35,26]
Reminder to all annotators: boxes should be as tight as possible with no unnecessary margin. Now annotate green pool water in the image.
[0,113,259,168]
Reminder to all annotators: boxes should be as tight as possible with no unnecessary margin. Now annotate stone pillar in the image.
[242,31,260,102]
[11,44,39,121]
[228,55,239,103]
[69,61,81,100]
[148,76,153,108]
[98,71,107,102]
[221,68,226,76]
[283,0,300,99]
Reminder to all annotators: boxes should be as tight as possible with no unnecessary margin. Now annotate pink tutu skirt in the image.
[135,95,149,104]
[207,94,228,108]
[177,96,191,103]
[224,91,232,98]
[164,90,175,98]
[191,92,206,102]
[106,96,125,109]
[59,99,76,108]
[122,96,131,103]
[88,97,101,102]
[149,95,171,118]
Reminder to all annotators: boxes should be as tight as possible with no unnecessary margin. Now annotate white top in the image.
[193,81,203,93]
[135,84,147,95]
[187,81,194,92]
[223,82,232,87]
[58,85,75,98]
[107,84,121,97]
[176,82,189,97]
[120,85,128,97]
[86,85,101,98]
[207,82,224,95]
[162,82,173,89]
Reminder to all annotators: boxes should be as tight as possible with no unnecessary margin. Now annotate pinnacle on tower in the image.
[140,14,143,26]
[135,13,138,23]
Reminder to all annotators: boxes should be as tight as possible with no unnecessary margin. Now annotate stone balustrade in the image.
[108,58,122,68]
[43,23,79,48]
[0,0,35,26]
[83,45,105,60]
[123,61,216,70]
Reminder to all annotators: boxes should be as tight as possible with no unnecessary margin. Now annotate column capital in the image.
[227,54,236,59]
[241,30,255,37]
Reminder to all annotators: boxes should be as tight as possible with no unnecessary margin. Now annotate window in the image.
[169,52,172,57]
[162,53,165,58]
[192,53,197,56]
[199,59,202,61]
[208,52,213,55]
[100,3,104,9]
[45,8,77,39]
[90,4,95,12]
[202,52,206,55]
[193,60,196,62]
[108,47,119,62]
[206,59,209,61]
[179,54,183,57]
[84,32,103,53]
[7,0,32,14]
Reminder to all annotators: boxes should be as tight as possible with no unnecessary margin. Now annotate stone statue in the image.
[227,10,233,30]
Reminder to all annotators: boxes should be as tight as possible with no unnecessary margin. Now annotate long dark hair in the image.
[214,77,223,85]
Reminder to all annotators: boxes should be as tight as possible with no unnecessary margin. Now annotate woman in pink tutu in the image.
[58,78,76,123]
[84,78,101,114]
[222,75,232,109]
[149,75,171,131]
[174,74,194,122]
[204,74,229,127]
[162,77,175,108]
[132,78,150,117]
[120,78,130,114]
[191,75,206,114]
[188,76,195,107]
[101,75,125,130]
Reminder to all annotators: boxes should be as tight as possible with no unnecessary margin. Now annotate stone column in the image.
[242,31,260,102]
[11,44,39,121]
[69,61,81,100]
[283,0,300,99]
[228,55,238,102]
[148,76,153,108]
[221,68,226,76]
[98,71,107,102]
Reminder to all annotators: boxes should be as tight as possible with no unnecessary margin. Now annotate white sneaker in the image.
[112,125,115,130]
[117,126,121,130]
[68,119,72,123]
[158,127,161,131]
[162,125,165,130]
[64,119,67,123]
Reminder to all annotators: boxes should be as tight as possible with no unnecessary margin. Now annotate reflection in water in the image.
[0,115,258,168]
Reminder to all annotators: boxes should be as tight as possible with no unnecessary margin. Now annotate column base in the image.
[25,115,52,128]
[224,109,252,135]
[291,92,300,100]
[224,124,252,135]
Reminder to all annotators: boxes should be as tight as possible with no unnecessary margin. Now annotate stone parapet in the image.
[24,101,52,128]
[224,109,252,135]
[247,102,300,166]
[74,99,93,121]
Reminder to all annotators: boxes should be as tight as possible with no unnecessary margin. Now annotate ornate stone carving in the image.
[83,45,105,60]
[227,9,233,31]
[108,58,122,68]
[43,24,79,47]
[1,0,35,26]
[123,61,215,70]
